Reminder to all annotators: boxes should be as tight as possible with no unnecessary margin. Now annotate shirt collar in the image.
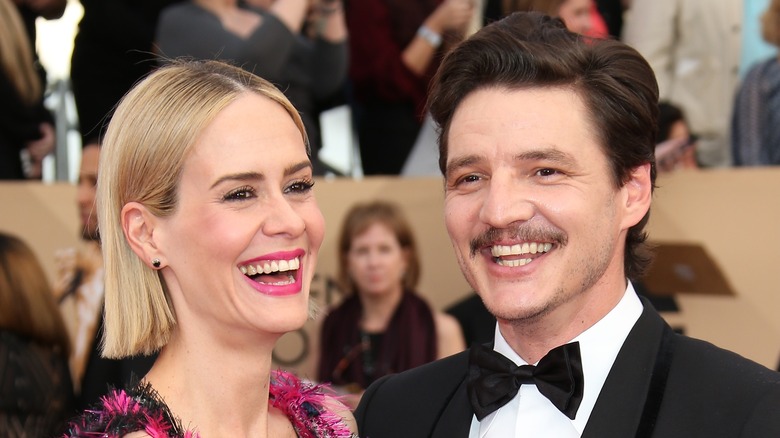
[491,281,643,433]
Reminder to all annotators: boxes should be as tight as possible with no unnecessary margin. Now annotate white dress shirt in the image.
[469,282,643,437]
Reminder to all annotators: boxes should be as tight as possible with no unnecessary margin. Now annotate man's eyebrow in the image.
[445,155,482,177]
[515,148,577,168]
[445,147,576,176]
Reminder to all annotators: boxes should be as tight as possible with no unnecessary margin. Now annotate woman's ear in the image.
[121,201,161,267]
[620,163,653,229]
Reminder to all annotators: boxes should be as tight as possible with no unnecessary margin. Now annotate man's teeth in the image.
[490,242,552,257]
[239,257,300,275]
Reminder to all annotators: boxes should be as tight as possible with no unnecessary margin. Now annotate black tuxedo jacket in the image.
[77,311,156,410]
[355,300,780,437]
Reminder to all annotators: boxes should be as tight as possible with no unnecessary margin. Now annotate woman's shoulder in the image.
[62,383,190,438]
[270,370,357,437]
[432,310,467,358]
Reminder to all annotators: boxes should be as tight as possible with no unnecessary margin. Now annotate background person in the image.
[53,143,156,410]
[345,0,474,175]
[622,0,741,168]
[655,101,699,173]
[62,60,356,437]
[0,232,74,437]
[731,0,780,166]
[155,0,348,175]
[70,0,183,148]
[317,201,465,404]
[0,0,56,180]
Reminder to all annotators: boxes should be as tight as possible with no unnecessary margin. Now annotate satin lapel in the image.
[582,299,671,438]
[431,377,474,438]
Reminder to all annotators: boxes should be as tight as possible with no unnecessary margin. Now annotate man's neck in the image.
[498,280,627,364]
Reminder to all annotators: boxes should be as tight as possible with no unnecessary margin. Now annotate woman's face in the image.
[558,0,592,35]
[347,222,408,298]
[156,92,324,340]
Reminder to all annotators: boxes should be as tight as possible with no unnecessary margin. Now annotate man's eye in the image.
[537,168,559,177]
[455,174,481,185]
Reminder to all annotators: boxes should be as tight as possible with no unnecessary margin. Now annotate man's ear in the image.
[121,201,161,268]
[621,163,653,229]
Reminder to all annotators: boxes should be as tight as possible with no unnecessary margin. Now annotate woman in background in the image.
[63,59,355,437]
[0,232,74,436]
[318,201,465,403]
[0,0,55,179]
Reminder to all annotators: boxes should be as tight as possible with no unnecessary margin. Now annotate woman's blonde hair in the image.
[98,59,307,358]
[0,232,70,356]
[0,0,42,105]
[336,201,421,295]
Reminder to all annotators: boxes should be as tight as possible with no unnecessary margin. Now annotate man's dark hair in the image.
[428,11,659,280]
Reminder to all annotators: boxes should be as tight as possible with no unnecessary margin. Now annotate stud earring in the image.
[152,258,161,268]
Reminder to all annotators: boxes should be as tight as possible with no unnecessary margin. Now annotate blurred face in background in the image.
[348,222,408,298]
[558,0,592,35]
[77,144,100,241]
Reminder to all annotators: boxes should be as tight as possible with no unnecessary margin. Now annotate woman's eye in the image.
[223,186,256,201]
[286,179,315,194]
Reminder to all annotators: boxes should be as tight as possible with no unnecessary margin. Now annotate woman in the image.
[63,60,356,437]
[155,0,348,175]
[0,232,74,436]
[317,201,465,398]
[0,0,55,179]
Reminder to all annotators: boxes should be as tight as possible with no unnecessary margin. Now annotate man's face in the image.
[443,86,648,326]
[77,144,100,241]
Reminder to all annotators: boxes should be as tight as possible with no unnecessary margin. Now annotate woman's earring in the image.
[152,258,161,268]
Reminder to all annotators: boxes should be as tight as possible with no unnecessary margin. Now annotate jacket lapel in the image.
[431,376,475,438]
[582,299,670,437]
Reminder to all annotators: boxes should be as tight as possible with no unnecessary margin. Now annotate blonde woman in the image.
[63,59,356,437]
[0,0,56,179]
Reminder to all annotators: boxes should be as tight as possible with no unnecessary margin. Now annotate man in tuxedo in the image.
[54,144,155,409]
[355,11,780,437]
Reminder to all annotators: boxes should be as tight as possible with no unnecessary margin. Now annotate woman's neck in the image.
[143,328,281,436]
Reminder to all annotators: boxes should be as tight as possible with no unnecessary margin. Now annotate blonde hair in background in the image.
[336,200,421,296]
[0,232,71,356]
[762,0,780,48]
[98,59,307,358]
[0,0,42,105]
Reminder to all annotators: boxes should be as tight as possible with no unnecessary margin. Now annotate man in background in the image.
[54,144,155,409]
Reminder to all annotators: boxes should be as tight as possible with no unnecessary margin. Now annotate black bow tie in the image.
[467,342,584,421]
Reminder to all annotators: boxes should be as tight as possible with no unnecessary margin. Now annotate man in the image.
[54,144,155,409]
[355,12,780,437]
